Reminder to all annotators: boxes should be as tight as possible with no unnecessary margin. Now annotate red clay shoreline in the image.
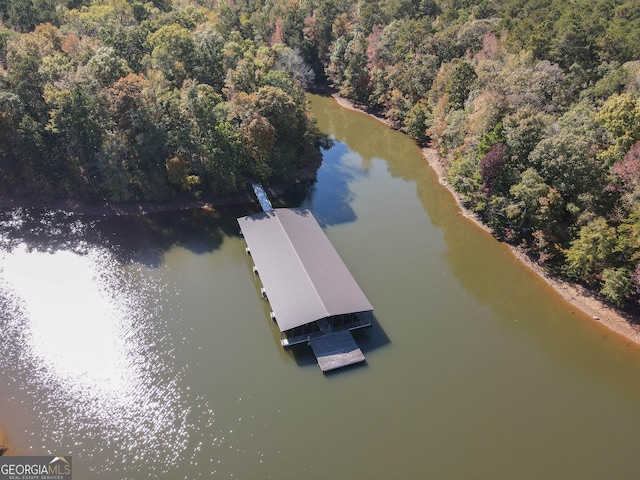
[330,92,640,349]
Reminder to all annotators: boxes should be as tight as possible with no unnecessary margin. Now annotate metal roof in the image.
[238,208,373,332]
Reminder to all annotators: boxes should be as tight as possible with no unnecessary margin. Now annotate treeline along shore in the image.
[1,0,640,323]
[332,91,640,348]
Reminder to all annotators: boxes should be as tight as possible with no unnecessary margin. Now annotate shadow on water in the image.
[286,344,317,368]
[0,205,259,267]
[353,315,390,353]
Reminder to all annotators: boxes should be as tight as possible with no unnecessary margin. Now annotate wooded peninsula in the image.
[1,0,640,310]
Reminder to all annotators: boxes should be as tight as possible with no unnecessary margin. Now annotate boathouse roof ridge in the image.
[238,208,373,333]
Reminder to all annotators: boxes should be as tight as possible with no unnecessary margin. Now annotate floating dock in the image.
[309,331,366,372]
[239,184,372,373]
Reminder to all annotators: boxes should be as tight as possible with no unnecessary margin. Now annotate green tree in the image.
[225,56,259,94]
[64,1,136,37]
[44,82,104,193]
[404,99,433,142]
[564,217,618,283]
[477,121,505,157]
[38,52,73,83]
[596,93,640,165]
[597,11,640,64]
[192,27,225,90]
[179,80,239,195]
[147,23,196,87]
[341,32,370,103]
[529,132,605,203]
[615,204,640,268]
[447,151,481,196]
[503,106,550,166]
[548,13,595,70]
[5,0,57,32]
[87,46,131,86]
[0,92,24,159]
[6,54,47,121]
[506,167,552,233]
[600,267,632,307]
[326,34,349,86]
[99,22,148,72]
[445,61,477,109]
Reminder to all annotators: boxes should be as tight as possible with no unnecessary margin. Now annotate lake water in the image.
[1,94,640,479]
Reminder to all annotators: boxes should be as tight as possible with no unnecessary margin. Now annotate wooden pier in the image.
[309,331,366,372]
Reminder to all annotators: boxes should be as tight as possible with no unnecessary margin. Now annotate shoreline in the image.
[0,192,253,216]
[329,92,640,348]
[0,160,320,216]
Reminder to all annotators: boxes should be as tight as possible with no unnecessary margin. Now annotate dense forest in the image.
[0,0,327,202]
[1,0,640,308]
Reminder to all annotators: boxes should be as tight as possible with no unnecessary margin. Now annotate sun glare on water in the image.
[2,246,131,392]
[0,243,215,476]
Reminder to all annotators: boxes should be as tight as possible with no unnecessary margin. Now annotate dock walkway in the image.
[252,183,273,212]
[309,331,366,372]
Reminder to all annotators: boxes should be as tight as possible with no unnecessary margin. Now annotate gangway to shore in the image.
[252,183,273,212]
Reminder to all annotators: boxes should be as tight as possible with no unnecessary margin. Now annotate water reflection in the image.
[301,142,363,227]
[311,101,393,170]
[0,206,246,267]
[0,244,214,476]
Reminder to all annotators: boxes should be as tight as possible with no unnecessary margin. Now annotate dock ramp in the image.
[252,183,273,212]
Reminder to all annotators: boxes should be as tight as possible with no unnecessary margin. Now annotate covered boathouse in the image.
[238,207,373,372]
